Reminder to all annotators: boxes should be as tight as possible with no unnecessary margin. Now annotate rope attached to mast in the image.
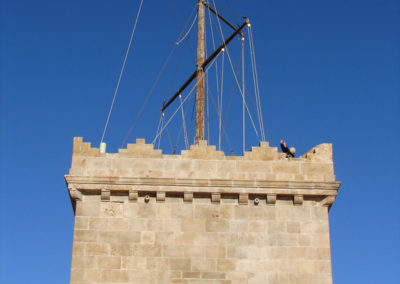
[100,0,145,144]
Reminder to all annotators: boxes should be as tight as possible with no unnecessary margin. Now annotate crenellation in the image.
[66,137,340,283]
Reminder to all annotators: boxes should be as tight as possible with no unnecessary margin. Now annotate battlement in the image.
[66,137,340,208]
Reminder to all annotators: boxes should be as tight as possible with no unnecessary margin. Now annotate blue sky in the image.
[1,0,399,283]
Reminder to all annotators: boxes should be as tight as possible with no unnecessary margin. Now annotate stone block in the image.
[89,217,108,230]
[84,269,101,282]
[298,235,311,247]
[293,195,303,205]
[183,271,201,279]
[129,270,156,283]
[85,243,110,256]
[238,193,248,205]
[247,246,268,259]
[141,231,155,244]
[195,205,219,219]
[157,191,166,202]
[202,272,226,279]
[73,230,97,242]
[121,256,147,269]
[72,242,85,256]
[108,218,129,231]
[169,258,191,271]
[110,243,133,256]
[318,260,332,273]
[220,205,234,219]
[71,255,95,268]
[211,193,221,203]
[101,269,129,282]
[136,203,156,218]
[227,246,248,258]
[97,256,121,269]
[217,259,236,271]
[133,244,162,257]
[234,206,249,219]
[101,189,110,201]
[184,246,205,257]
[70,268,84,282]
[266,194,276,205]
[247,207,264,220]
[146,258,170,270]
[76,202,100,217]
[206,219,229,232]
[206,245,226,259]
[164,245,185,257]
[229,221,248,232]
[191,259,216,272]
[184,192,193,203]
[162,220,181,233]
[74,217,89,230]
[129,189,138,201]
[248,221,267,233]
[272,162,300,175]
[286,222,301,234]
[182,219,205,232]
[101,202,123,218]
[172,204,193,218]
[98,231,140,243]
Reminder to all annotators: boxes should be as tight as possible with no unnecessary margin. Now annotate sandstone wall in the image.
[65,137,340,284]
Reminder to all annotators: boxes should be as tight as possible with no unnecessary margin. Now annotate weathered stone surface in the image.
[66,138,340,284]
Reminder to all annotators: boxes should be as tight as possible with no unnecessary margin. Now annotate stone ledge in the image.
[67,185,336,208]
[66,175,340,191]
[66,175,340,204]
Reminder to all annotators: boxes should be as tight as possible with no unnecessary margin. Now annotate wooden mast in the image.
[161,2,248,146]
[195,0,205,144]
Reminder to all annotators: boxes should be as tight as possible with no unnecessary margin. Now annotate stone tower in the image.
[65,137,340,283]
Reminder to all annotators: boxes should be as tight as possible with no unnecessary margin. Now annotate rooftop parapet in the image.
[66,137,340,209]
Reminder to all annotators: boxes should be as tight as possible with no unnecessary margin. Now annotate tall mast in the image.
[195,0,205,144]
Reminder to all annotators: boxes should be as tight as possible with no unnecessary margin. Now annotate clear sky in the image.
[1,0,399,283]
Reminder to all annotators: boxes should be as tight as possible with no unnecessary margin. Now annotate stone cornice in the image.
[65,175,340,196]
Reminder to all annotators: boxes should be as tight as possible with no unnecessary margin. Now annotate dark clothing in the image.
[280,142,294,158]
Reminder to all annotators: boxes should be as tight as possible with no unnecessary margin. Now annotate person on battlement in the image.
[280,139,296,158]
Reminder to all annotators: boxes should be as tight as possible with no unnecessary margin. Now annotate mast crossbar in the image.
[161,18,248,112]
[203,1,243,37]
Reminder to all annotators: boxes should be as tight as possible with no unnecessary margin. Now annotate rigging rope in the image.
[152,52,222,144]
[247,26,261,139]
[100,0,145,144]
[218,50,225,151]
[207,5,220,143]
[162,115,175,152]
[165,0,196,59]
[248,26,266,141]
[172,92,194,151]
[224,0,242,18]
[222,54,241,134]
[176,14,197,45]
[121,43,176,148]
[242,36,245,153]
[211,0,261,141]
[121,3,198,148]
[207,6,220,107]
[179,94,189,149]
[206,80,234,153]
[155,115,163,149]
